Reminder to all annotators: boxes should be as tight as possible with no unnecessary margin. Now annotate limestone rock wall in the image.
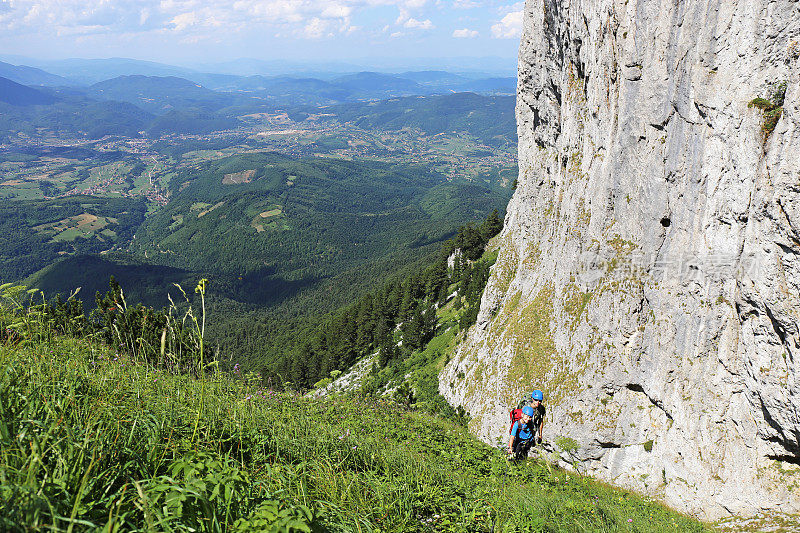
[440,0,800,519]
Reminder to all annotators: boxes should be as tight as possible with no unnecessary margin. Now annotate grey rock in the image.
[440,0,800,520]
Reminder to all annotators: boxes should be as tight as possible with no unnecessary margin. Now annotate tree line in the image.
[265,209,503,389]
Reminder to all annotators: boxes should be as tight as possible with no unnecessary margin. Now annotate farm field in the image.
[35,212,117,242]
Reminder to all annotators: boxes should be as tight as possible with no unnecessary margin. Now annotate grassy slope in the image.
[1,328,709,532]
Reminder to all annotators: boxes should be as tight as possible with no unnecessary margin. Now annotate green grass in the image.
[0,180,41,200]
[0,311,710,532]
[190,202,213,211]
[131,165,155,194]
[51,227,85,242]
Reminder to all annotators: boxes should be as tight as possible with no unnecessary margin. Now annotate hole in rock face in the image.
[660,217,671,228]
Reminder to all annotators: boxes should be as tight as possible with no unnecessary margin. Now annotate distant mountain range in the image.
[5,57,197,85]
[0,77,156,138]
[0,60,69,86]
[0,65,516,140]
[88,75,230,114]
[197,70,516,97]
[0,76,57,106]
[0,55,514,79]
[0,56,515,95]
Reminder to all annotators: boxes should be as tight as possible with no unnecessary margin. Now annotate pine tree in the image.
[402,304,424,350]
[421,303,438,346]
[481,209,503,241]
[399,283,415,321]
[355,294,374,352]
[424,259,448,301]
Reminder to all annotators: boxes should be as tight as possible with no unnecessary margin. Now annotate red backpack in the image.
[508,408,523,434]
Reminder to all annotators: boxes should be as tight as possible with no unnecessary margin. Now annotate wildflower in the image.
[628,519,633,523]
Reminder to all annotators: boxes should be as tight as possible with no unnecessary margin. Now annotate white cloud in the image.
[403,17,432,29]
[452,28,477,38]
[452,0,479,8]
[302,17,330,38]
[170,11,197,31]
[320,3,352,19]
[491,9,521,39]
[139,8,151,25]
[494,2,524,15]
[0,0,362,33]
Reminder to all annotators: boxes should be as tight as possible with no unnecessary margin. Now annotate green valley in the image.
[1,86,517,379]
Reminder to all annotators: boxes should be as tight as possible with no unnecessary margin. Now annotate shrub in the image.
[748,81,787,137]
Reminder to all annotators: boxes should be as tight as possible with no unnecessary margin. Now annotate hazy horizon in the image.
[0,53,517,79]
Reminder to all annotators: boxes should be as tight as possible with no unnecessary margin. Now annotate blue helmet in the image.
[531,390,544,401]
[522,405,535,417]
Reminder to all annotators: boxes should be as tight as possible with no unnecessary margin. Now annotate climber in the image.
[529,389,546,445]
[513,390,546,442]
[507,390,546,459]
[507,405,537,459]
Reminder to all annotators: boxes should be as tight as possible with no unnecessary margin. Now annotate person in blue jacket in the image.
[507,405,537,460]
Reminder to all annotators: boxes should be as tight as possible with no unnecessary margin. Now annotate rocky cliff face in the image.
[440,0,800,519]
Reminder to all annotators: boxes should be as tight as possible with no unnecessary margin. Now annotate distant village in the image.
[0,113,517,206]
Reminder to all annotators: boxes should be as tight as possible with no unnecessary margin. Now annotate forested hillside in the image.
[88,75,229,113]
[0,61,69,86]
[0,76,57,105]
[0,196,147,282]
[18,149,511,376]
[0,91,156,139]
[131,152,505,276]
[240,211,503,389]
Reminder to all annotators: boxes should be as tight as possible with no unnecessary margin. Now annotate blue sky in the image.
[0,0,523,69]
